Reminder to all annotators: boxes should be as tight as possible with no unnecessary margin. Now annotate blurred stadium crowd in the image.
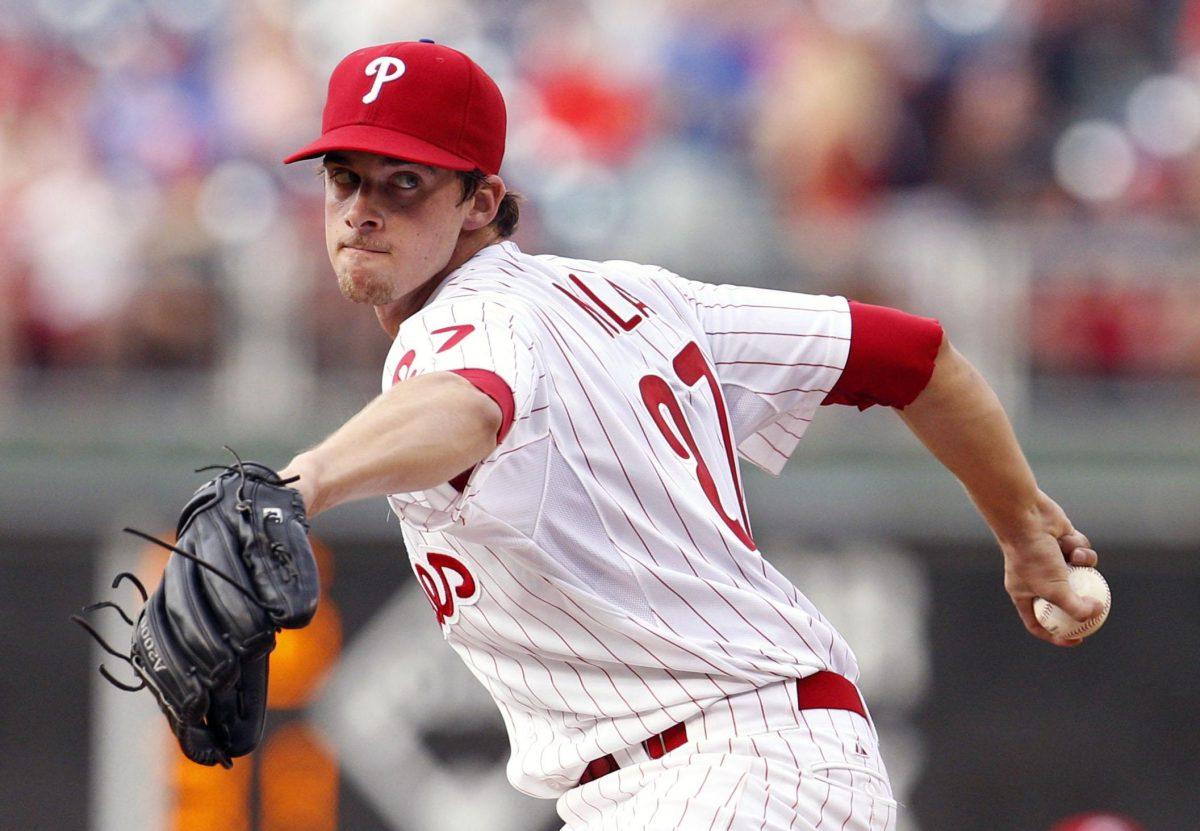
[2,0,1200,385]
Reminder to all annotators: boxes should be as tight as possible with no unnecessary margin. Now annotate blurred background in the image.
[2,0,1197,828]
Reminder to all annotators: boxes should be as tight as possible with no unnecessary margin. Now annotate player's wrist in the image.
[988,508,1043,547]
[979,487,1055,545]
[280,452,325,518]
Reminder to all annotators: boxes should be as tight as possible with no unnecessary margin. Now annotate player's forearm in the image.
[897,339,1043,541]
[281,372,501,517]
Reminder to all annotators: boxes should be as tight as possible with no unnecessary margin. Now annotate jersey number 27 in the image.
[639,341,756,551]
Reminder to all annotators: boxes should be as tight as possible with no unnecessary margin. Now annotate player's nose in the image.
[343,189,384,232]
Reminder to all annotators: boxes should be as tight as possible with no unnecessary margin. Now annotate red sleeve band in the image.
[821,301,944,411]
[446,369,516,494]
[449,369,516,442]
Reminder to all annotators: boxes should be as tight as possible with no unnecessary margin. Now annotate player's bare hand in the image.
[998,492,1102,647]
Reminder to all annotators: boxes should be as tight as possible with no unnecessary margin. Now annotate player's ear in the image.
[461,175,506,232]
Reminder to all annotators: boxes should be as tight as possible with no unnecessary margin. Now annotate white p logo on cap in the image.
[362,57,406,104]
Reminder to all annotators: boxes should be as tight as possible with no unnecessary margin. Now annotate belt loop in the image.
[794,672,868,722]
[579,753,619,785]
[661,721,688,753]
[642,734,666,760]
[640,720,688,761]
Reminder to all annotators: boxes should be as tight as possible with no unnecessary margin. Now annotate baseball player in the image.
[272,41,1102,830]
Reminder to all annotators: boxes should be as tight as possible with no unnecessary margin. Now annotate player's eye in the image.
[325,167,357,186]
[393,172,421,190]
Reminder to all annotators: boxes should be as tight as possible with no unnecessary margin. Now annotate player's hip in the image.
[556,715,895,831]
[558,674,896,830]
[576,672,876,781]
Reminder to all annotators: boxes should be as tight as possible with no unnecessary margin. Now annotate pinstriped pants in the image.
[556,683,897,831]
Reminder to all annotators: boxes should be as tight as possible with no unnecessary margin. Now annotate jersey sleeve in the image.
[667,276,854,473]
[380,296,544,530]
[662,275,852,475]
[663,276,945,476]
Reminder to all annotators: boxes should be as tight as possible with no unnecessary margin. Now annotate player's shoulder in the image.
[536,252,688,304]
[535,252,698,324]
[450,241,673,285]
[421,243,686,322]
[540,251,673,280]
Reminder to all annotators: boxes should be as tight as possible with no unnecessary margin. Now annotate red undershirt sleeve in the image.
[821,301,944,411]
[447,369,516,493]
[449,368,516,441]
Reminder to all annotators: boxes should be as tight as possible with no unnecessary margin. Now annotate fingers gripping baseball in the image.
[1058,528,1098,568]
[74,455,319,767]
[1001,494,1102,646]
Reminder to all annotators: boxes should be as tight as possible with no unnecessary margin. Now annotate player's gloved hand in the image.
[74,455,319,767]
[998,490,1101,647]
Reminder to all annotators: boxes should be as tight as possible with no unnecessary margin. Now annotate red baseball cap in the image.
[283,40,506,175]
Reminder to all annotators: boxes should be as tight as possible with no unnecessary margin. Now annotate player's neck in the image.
[374,228,503,338]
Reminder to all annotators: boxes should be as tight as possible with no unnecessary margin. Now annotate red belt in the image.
[579,671,865,786]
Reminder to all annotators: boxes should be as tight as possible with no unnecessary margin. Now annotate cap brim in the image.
[282,123,480,170]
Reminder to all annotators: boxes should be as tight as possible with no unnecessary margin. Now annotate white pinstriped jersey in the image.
[381,241,856,798]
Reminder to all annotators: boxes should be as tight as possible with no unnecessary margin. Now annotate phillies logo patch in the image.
[413,550,480,631]
[362,56,406,104]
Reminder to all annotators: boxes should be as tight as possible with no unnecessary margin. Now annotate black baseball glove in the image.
[74,455,319,767]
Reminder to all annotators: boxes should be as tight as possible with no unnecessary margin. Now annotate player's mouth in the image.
[340,238,390,254]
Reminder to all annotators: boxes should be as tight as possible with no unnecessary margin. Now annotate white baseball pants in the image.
[556,679,897,831]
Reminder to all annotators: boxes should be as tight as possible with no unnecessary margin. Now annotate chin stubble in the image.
[337,267,395,306]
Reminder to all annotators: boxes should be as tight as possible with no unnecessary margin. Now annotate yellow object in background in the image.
[268,538,342,710]
[260,723,339,831]
[164,535,343,830]
[170,753,251,831]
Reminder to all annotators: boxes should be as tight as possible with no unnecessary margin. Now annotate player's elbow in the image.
[914,333,956,398]
[924,336,974,397]
[903,336,990,420]
[933,331,954,365]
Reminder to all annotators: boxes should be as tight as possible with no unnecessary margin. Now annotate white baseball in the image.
[1033,566,1111,639]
